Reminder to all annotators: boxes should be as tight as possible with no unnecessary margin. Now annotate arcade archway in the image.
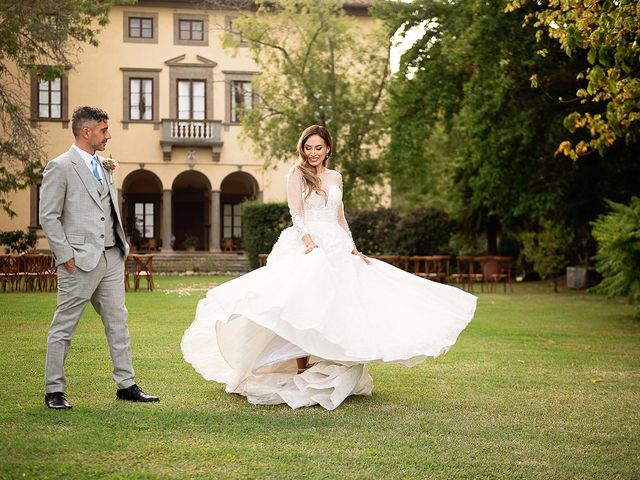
[219,171,259,250]
[122,170,163,250]
[172,171,211,251]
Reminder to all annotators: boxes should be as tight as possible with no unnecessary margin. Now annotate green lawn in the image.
[0,277,638,479]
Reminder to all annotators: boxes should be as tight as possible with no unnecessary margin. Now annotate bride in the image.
[181,125,477,410]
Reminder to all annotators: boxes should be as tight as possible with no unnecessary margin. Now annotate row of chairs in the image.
[0,253,156,293]
[370,255,513,292]
[258,253,513,292]
[0,254,57,292]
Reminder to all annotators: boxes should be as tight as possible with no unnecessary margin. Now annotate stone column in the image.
[162,189,173,251]
[210,189,221,251]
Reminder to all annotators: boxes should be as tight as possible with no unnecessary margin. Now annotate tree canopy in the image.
[221,0,390,206]
[0,0,128,216]
[507,0,640,160]
[375,0,639,259]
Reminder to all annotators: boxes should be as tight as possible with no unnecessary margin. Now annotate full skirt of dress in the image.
[182,220,477,410]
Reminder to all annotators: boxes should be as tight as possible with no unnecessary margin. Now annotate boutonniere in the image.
[101,155,118,184]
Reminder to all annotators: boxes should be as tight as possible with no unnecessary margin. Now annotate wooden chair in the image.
[491,256,513,292]
[407,256,449,283]
[475,256,513,293]
[131,254,154,291]
[408,256,430,279]
[21,254,47,291]
[370,255,401,268]
[41,254,57,291]
[0,255,21,292]
[451,255,475,291]
[124,258,131,291]
[400,256,412,272]
[426,255,451,283]
[470,257,486,291]
[475,256,496,292]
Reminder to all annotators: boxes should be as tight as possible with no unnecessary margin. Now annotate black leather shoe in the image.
[45,392,72,410]
[116,384,159,402]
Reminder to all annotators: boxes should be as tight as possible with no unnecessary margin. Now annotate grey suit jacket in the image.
[39,147,129,271]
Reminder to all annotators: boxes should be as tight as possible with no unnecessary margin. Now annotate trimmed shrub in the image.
[393,207,455,255]
[0,230,38,253]
[498,232,521,259]
[347,208,400,255]
[243,203,455,267]
[242,202,290,269]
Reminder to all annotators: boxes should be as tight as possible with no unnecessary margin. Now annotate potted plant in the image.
[183,234,198,251]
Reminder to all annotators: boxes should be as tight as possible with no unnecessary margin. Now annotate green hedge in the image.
[0,230,38,254]
[347,208,399,255]
[242,202,290,269]
[348,207,454,256]
[242,203,456,268]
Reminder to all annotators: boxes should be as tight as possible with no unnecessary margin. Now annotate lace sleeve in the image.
[287,166,309,236]
[336,173,355,244]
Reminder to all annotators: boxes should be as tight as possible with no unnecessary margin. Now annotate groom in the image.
[39,106,159,409]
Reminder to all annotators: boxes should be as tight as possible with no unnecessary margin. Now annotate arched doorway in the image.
[122,170,163,251]
[220,171,259,251]
[172,171,211,251]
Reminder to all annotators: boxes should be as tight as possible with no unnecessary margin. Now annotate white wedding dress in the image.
[182,167,477,410]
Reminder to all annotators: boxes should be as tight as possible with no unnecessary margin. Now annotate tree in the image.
[219,0,391,206]
[376,0,639,261]
[0,0,130,216]
[377,1,579,250]
[521,220,573,292]
[507,0,640,160]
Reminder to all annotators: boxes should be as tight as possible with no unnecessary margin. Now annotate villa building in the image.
[0,0,373,253]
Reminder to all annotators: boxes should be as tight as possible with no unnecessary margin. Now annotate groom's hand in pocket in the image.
[64,258,75,273]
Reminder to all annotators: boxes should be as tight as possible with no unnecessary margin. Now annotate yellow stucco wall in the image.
[0,3,379,251]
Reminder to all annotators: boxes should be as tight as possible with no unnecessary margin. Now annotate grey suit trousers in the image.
[45,247,135,393]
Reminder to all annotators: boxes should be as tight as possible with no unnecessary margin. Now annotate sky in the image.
[390,21,426,73]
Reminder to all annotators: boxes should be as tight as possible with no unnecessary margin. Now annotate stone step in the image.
[127,252,251,275]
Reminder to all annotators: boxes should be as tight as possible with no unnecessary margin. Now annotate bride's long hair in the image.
[295,125,333,200]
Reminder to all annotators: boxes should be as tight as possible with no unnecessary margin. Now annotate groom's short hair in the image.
[71,106,109,137]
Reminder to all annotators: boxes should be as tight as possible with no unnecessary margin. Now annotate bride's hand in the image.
[304,243,318,254]
[352,249,371,265]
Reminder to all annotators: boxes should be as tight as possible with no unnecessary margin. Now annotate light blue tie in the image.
[91,155,103,186]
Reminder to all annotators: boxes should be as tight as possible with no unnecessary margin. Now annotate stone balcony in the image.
[160,119,223,161]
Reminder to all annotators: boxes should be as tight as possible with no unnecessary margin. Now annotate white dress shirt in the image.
[72,144,104,183]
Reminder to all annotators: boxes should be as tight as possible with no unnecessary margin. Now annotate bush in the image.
[348,207,454,256]
[242,202,290,269]
[521,221,573,292]
[498,232,521,259]
[0,230,38,253]
[347,208,400,255]
[393,207,454,255]
[591,197,640,315]
[243,203,455,266]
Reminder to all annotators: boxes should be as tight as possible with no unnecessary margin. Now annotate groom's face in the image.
[84,120,111,152]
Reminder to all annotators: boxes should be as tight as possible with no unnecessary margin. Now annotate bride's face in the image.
[303,135,330,170]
